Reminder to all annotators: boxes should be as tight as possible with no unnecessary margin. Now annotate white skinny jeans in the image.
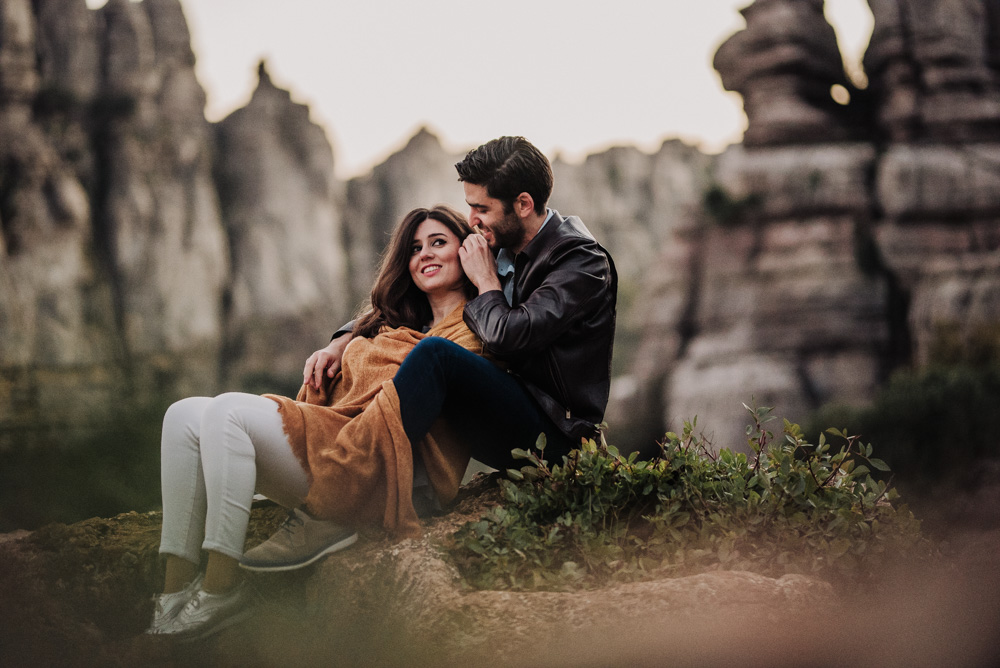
[158,393,309,563]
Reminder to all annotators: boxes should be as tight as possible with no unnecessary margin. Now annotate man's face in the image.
[463,182,524,251]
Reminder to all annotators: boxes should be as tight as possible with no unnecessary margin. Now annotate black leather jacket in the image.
[463,210,618,444]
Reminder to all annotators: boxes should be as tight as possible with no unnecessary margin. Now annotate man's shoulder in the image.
[521,212,616,296]
[549,210,595,242]
[546,211,615,266]
[534,211,601,258]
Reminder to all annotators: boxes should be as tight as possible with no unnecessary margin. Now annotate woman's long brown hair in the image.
[353,205,476,338]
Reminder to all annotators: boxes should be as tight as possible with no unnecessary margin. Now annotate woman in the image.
[147,205,482,639]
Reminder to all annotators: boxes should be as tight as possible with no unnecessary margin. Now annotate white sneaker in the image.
[154,580,254,640]
[239,508,358,572]
[145,572,204,635]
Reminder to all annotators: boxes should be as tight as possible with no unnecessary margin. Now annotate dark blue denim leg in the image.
[394,337,573,470]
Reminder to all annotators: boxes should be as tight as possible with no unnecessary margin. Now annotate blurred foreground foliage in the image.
[449,405,929,591]
[0,400,167,531]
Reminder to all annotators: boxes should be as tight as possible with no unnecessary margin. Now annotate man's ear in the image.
[514,192,535,218]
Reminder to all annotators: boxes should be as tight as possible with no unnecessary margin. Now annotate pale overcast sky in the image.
[86,0,874,178]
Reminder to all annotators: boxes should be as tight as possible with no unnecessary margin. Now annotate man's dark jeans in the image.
[394,337,574,471]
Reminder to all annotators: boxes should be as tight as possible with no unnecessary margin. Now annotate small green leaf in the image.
[869,458,890,472]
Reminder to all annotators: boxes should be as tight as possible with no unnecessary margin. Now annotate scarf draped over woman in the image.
[266,303,482,538]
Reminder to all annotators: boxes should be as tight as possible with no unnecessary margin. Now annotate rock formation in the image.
[713,0,862,146]
[215,63,348,389]
[30,0,100,185]
[611,0,1000,453]
[95,0,229,395]
[874,144,1000,366]
[664,144,892,451]
[0,0,120,448]
[865,0,1000,141]
[0,0,350,451]
[342,127,466,308]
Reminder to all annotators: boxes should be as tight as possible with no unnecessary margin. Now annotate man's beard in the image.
[489,209,525,251]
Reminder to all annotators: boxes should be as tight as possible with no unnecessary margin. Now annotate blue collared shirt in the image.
[496,208,553,305]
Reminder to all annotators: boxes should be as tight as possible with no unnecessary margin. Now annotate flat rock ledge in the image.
[2,475,998,667]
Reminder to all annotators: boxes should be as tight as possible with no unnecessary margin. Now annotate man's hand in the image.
[459,232,503,294]
[303,333,353,390]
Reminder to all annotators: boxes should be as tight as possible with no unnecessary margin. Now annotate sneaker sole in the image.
[238,532,359,572]
[177,604,256,644]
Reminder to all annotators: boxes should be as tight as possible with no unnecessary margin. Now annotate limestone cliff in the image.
[713,0,864,146]
[95,0,228,392]
[342,127,466,308]
[215,63,348,389]
[0,0,348,451]
[612,0,1000,452]
[0,0,120,448]
[865,0,1000,141]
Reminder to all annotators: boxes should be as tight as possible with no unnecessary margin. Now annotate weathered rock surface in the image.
[874,144,1000,366]
[0,0,232,446]
[97,0,228,367]
[0,0,350,448]
[714,0,861,146]
[609,2,1000,453]
[669,145,890,450]
[215,63,349,388]
[342,127,466,307]
[0,0,121,447]
[30,0,100,185]
[865,0,1000,142]
[0,0,39,112]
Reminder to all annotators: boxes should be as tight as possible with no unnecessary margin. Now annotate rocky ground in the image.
[1,474,998,668]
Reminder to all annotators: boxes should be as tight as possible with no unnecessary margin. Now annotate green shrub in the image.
[807,364,1000,488]
[448,405,927,591]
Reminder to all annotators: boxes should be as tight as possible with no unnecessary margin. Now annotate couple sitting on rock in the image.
[146,136,618,639]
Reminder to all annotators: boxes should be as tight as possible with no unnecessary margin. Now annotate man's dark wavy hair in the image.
[455,136,552,215]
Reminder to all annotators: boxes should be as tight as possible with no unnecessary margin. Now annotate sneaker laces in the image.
[153,574,201,614]
[278,510,304,535]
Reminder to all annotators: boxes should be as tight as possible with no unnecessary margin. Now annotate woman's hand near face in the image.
[303,333,353,390]
[459,233,502,294]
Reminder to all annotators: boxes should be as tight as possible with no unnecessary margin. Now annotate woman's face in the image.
[408,218,465,297]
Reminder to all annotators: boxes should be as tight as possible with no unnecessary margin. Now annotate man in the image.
[242,136,617,570]
[392,136,618,468]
